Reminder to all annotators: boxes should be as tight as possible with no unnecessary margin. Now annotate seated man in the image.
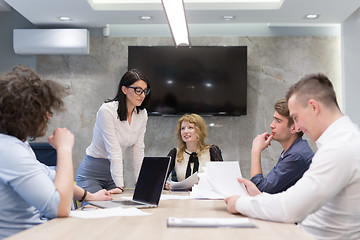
[250,99,314,193]
[225,73,360,240]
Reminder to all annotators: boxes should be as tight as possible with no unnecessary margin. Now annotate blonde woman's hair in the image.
[176,113,210,162]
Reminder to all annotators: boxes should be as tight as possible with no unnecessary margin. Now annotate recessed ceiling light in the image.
[58,16,71,21]
[140,16,152,20]
[223,15,235,21]
[305,14,319,19]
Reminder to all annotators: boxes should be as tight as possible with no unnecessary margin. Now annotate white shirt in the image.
[86,101,148,187]
[235,116,360,240]
[175,149,210,182]
[0,134,60,238]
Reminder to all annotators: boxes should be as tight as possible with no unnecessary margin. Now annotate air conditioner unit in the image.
[13,29,90,55]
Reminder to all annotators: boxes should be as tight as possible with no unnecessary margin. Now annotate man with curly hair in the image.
[0,66,112,238]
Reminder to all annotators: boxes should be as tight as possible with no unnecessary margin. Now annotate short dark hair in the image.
[0,65,69,140]
[274,99,303,137]
[107,69,151,121]
[286,73,339,110]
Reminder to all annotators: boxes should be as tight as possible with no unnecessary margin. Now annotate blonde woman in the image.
[165,114,223,189]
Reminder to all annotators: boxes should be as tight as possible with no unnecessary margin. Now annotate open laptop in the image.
[88,156,171,209]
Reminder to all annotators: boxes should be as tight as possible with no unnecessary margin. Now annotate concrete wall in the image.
[34,36,341,187]
[342,7,360,125]
[1,9,347,188]
[0,9,37,74]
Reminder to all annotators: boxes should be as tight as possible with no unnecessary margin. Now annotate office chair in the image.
[29,142,57,166]
[29,142,79,209]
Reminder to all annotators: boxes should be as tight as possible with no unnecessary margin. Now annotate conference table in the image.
[7,191,315,240]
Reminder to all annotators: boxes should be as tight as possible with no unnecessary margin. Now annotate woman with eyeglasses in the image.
[76,69,151,195]
[165,113,223,190]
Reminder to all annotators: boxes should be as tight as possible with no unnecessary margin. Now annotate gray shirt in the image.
[0,134,60,239]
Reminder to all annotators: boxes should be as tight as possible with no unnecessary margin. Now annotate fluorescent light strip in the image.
[88,0,284,11]
[162,0,190,46]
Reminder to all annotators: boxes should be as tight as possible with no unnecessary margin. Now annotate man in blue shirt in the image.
[250,99,314,194]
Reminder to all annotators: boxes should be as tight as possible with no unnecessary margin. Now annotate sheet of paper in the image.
[70,206,151,218]
[190,173,224,199]
[170,172,199,191]
[121,195,192,201]
[160,194,192,200]
[167,217,257,228]
[205,161,249,197]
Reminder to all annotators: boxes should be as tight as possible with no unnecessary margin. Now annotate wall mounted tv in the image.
[128,46,247,116]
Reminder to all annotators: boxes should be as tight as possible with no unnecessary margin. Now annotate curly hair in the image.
[0,65,69,141]
[176,113,210,162]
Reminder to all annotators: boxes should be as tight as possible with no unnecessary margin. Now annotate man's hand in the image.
[252,132,273,153]
[238,178,261,196]
[224,178,261,214]
[224,195,240,214]
[251,132,273,178]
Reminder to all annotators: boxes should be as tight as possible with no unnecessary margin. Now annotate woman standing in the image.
[165,113,223,189]
[76,69,151,194]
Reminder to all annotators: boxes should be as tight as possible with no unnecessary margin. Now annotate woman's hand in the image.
[86,189,113,201]
[108,187,123,194]
[165,181,170,190]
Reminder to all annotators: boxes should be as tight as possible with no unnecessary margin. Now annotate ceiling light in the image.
[162,0,190,47]
[140,16,152,20]
[58,16,71,21]
[305,14,319,19]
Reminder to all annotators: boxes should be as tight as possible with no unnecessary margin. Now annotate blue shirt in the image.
[250,137,314,194]
[0,134,60,239]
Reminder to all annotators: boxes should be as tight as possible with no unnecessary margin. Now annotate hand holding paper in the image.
[191,161,249,199]
[169,172,199,191]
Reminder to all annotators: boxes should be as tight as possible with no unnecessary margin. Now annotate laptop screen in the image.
[133,156,171,205]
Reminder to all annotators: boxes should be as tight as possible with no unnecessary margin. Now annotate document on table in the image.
[169,172,199,191]
[70,206,151,218]
[167,217,257,228]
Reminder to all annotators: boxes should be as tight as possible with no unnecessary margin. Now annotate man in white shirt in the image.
[225,73,360,240]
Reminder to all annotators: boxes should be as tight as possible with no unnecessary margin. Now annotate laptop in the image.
[88,156,171,209]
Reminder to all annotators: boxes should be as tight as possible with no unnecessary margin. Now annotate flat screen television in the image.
[128,46,247,116]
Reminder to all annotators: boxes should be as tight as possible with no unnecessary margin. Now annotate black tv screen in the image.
[128,46,247,116]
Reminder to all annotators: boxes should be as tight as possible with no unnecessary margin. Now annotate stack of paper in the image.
[169,172,199,191]
[167,217,256,228]
[190,161,249,199]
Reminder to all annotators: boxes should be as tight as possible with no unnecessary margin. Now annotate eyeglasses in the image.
[127,86,151,96]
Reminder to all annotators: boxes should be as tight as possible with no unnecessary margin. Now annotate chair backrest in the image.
[29,142,57,166]
[29,142,80,209]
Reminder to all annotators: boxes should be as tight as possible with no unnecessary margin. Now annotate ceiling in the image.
[1,0,360,36]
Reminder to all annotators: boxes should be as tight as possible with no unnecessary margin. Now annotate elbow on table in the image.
[57,208,70,218]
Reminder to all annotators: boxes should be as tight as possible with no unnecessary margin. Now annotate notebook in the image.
[88,156,171,209]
